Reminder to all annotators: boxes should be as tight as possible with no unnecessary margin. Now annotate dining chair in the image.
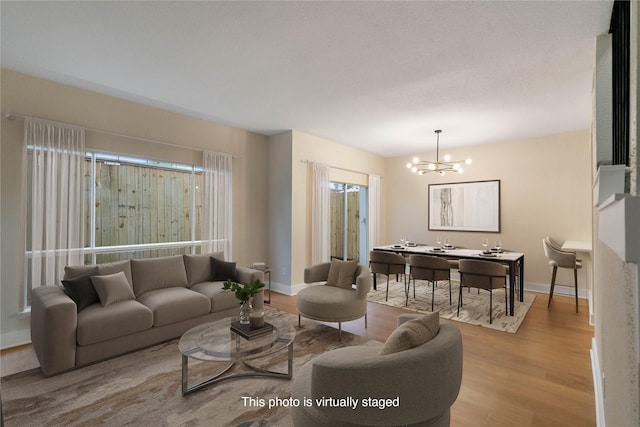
[408,255,452,310]
[542,236,581,313]
[458,259,508,324]
[369,251,407,301]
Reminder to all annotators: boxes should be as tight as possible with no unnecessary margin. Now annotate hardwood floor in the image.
[267,290,595,427]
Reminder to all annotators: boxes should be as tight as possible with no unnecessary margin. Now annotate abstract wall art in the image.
[428,180,500,232]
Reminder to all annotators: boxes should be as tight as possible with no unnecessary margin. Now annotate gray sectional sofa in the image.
[31,252,264,376]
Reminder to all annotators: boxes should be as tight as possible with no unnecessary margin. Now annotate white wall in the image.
[267,130,386,294]
[385,131,592,289]
[0,69,270,348]
[267,132,293,289]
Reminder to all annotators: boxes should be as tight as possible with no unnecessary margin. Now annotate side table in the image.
[254,266,271,304]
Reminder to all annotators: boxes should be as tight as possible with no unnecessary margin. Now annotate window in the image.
[85,153,204,264]
[24,150,206,309]
[330,182,368,265]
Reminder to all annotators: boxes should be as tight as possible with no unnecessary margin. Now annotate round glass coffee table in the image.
[179,317,295,395]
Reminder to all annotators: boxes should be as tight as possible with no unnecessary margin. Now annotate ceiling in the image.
[1,1,613,157]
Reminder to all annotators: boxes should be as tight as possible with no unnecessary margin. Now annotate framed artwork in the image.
[428,180,500,232]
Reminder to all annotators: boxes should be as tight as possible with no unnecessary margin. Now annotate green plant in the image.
[222,278,265,302]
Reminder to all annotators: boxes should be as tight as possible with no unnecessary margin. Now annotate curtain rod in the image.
[2,112,240,158]
[300,159,382,178]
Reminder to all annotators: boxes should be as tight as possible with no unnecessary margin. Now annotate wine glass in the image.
[495,240,502,252]
[482,238,489,252]
[436,236,442,247]
[444,237,451,248]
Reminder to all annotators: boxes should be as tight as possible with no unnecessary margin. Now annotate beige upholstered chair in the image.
[542,236,581,313]
[409,255,452,310]
[369,250,407,301]
[458,259,508,324]
[291,313,463,427]
[297,261,372,340]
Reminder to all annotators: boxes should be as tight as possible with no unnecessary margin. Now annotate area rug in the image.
[0,309,378,427]
[368,278,535,333]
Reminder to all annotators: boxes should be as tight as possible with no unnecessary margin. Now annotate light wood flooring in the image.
[267,290,595,427]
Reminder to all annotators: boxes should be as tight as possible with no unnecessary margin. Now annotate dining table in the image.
[373,244,525,316]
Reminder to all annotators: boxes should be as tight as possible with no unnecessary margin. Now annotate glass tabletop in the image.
[179,317,295,362]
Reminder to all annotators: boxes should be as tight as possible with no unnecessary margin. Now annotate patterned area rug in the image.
[368,277,535,333]
[1,309,378,427]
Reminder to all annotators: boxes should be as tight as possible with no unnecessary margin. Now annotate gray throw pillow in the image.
[379,312,440,355]
[90,271,135,307]
[210,257,238,282]
[61,267,100,312]
[326,259,358,289]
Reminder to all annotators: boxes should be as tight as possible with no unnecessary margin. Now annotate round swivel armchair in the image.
[297,259,372,340]
[291,314,463,426]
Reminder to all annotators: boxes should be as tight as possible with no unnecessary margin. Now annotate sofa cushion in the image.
[64,260,133,287]
[183,252,225,286]
[210,257,238,282]
[61,267,100,312]
[190,281,242,312]
[131,255,189,297]
[91,271,136,307]
[137,287,211,327]
[77,300,153,346]
[326,259,358,289]
[379,312,440,356]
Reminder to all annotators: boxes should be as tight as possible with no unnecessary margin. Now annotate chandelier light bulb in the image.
[465,158,472,165]
[406,162,412,169]
[444,154,451,162]
[457,168,464,173]
[411,166,418,173]
[428,163,436,170]
[453,164,460,170]
[412,157,420,164]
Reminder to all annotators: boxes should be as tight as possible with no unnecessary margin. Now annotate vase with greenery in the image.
[222,278,265,324]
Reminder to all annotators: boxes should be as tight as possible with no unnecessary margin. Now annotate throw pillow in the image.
[326,259,358,289]
[379,312,440,356]
[90,271,136,307]
[210,257,238,282]
[61,267,100,312]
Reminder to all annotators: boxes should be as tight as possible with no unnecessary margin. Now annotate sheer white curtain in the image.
[311,162,331,264]
[368,174,381,251]
[24,118,86,290]
[202,151,233,258]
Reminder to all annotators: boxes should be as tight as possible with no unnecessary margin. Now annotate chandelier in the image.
[406,130,471,175]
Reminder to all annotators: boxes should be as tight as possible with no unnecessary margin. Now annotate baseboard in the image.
[591,338,605,426]
[588,290,595,325]
[452,273,588,300]
[523,281,589,299]
[269,281,310,296]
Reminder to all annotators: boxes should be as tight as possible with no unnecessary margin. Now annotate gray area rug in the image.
[368,277,535,333]
[1,309,378,427]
